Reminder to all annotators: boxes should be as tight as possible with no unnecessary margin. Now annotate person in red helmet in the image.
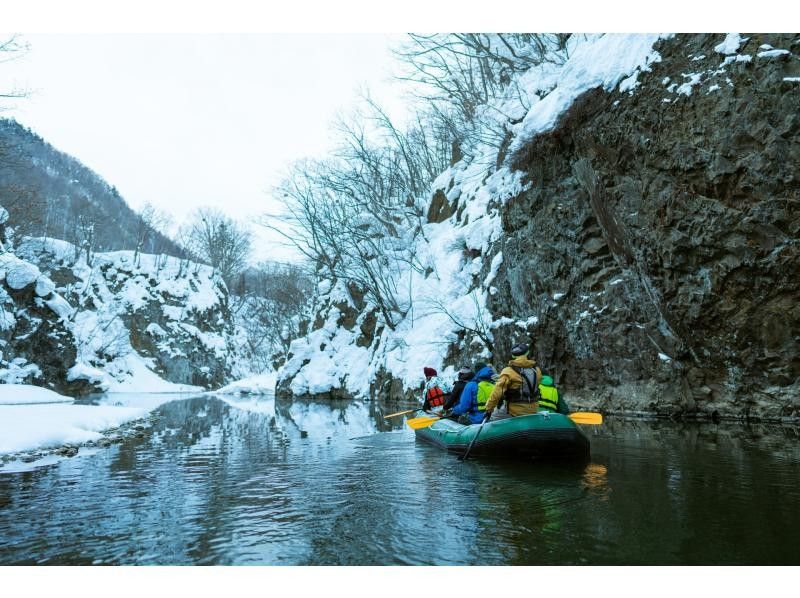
[421,366,452,412]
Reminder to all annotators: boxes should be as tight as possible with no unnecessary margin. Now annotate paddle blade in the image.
[406,416,441,430]
[384,409,417,419]
[569,412,603,425]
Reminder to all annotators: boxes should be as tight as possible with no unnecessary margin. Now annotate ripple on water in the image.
[1,397,799,565]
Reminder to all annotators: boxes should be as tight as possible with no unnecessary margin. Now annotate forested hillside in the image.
[0,118,184,257]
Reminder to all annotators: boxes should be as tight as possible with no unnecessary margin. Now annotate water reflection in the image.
[0,394,798,565]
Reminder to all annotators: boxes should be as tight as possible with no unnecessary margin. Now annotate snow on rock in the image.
[1,250,78,388]
[757,48,790,59]
[720,54,752,66]
[0,361,44,385]
[714,34,746,55]
[0,252,41,290]
[675,72,704,96]
[484,251,504,288]
[34,275,55,297]
[210,372,277,396]
[618,72,641,94]
[516,315,540,329]
[281,297,373,397]
[511,34,669,154]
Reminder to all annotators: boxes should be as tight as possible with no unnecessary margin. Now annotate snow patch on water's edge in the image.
[0,385,204,471]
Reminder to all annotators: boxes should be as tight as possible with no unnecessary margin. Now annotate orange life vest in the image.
[426,386,446,407]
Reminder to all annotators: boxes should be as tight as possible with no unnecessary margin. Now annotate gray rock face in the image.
[489,34,800,419]
[0,273,84,394]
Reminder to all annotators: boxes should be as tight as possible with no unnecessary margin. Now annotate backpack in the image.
[506,366,540,411]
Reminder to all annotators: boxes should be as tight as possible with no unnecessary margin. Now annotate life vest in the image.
[426,385,446,408]
[538,384,559,411]
[504,367,540,405]
[475,380,495,412]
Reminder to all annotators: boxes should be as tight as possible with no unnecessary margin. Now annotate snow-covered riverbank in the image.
[0,384,201,471]
[0,385,147,456]
[0,375,276,471]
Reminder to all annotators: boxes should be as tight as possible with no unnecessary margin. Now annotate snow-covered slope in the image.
[1,234,249,394]
[278,34,671,401]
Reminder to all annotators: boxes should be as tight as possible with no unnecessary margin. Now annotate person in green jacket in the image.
[537,374,570,415]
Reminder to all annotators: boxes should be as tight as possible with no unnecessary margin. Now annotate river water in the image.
[1,393,799,565]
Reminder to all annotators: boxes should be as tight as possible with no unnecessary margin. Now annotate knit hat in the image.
[473,361,488,373]
[511,342,530,357]
[423,367,437,378]
[541,374,554,386]
[458,366,474,380]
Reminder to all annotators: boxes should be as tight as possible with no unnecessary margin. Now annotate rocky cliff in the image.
[488,33,800,420]
[278,33,800,421]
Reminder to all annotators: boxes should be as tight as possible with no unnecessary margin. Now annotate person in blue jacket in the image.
[447,363,495,425]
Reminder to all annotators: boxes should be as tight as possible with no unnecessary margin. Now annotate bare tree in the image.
[70,197,97,265]
[133,201,173,265]
[0,184,47,247]
[265,105,434,330]
[182,207,252,288]
[0,35,29,106]
[235,261,313,370]
[422,291,495,354]
[263,35,573,336]
[393,34,571,161]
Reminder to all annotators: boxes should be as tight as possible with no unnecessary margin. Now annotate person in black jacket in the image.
[443,366,474,411]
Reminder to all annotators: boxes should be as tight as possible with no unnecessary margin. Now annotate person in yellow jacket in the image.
[484,343,542,418]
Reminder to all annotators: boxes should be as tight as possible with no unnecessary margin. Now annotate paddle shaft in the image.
[383,409,417,419]
[458,413,490,461]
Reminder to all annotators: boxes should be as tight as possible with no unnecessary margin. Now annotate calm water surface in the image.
[1,393,799,565]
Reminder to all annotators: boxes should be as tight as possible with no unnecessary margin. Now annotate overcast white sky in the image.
[0,33,409,262]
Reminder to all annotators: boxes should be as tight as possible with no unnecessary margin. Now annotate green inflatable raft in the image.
[412,410,590,460]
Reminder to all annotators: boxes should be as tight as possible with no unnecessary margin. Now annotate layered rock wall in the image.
[489,34,799,419]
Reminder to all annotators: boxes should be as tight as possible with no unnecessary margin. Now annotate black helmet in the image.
[458,366,474,380]
[511,343,529,357]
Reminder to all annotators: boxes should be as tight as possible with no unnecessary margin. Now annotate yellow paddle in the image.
[406,416,443,430]
[383,409,418,419]
[406,411,603,430]
[568,412,603,425]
